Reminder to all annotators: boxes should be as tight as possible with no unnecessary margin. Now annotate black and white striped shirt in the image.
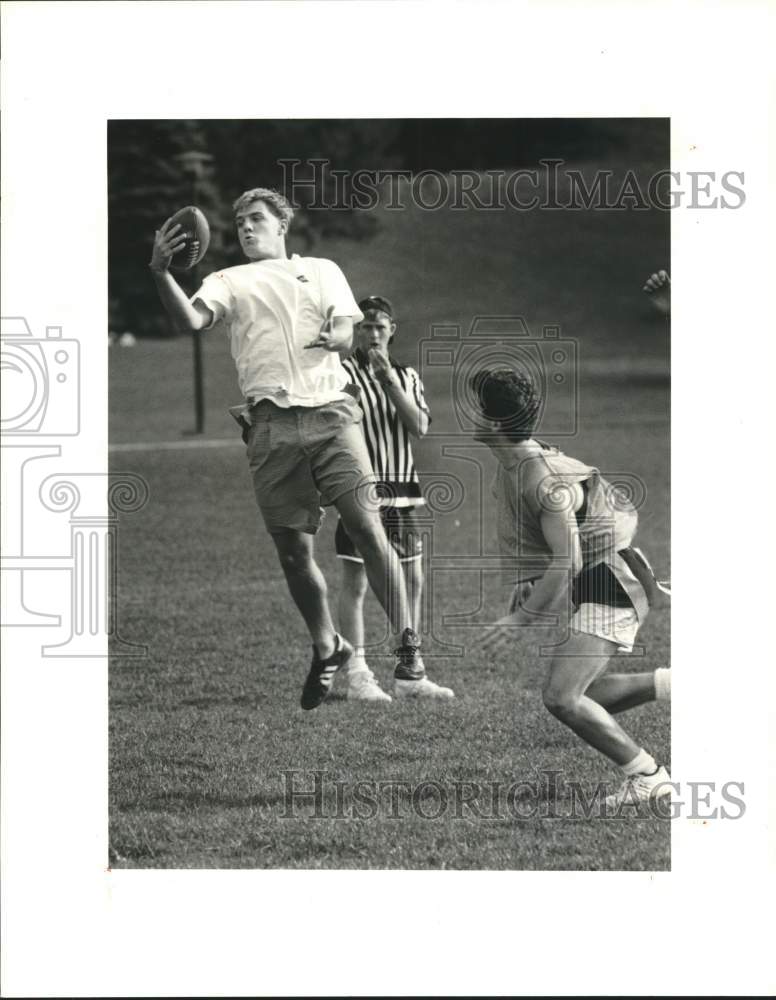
[342,352,430,507]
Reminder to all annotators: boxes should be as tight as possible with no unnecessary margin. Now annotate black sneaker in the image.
[393,627,425,681]
[300,634,353,710]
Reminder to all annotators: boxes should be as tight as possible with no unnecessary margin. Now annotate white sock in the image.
[621,747,657,776]
[348,650,370,676]
[654,668,671,701]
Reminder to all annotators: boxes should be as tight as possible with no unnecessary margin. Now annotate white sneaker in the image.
[605,765,672,808]
[394,676,455,700]
[346,666,392,703]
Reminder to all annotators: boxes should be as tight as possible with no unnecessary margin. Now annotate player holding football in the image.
[335,296,454,702]
[148,188,432,709]
[472,366,671,807]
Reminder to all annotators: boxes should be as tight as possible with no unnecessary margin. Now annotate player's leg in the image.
[270,528,352,709]
[270,528,337,653]
[585,668,671,714]
[246,402,352,709]
[403,555,424,633]
[336,546,391,703]
[382,506,425,631]
[335,488,411,641]
[306,400,412,641]
[542,633,642,764]
[568,565,672,716]
[310,399,451,696]
[336,494,453,696]
[542,632,670,803]
[247,402,335,651]
[380,507,453,699]
[339,557,368,652]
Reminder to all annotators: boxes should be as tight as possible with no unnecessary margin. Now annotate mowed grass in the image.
[110,173,669,868]
[109,344,669,870]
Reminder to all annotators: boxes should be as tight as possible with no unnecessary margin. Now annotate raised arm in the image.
[148,218,214,332]
[369,353,430,438]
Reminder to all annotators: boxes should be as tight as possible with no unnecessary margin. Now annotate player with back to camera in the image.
[148,189,439,708]
[472,366,671,807]
[335,296,454,702]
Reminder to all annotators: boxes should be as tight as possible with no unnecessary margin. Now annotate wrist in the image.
[376,371,398,387]
[148,262,168,275]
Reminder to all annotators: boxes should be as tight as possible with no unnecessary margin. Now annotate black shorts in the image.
[335,506,424,564]
[572,561,633,609]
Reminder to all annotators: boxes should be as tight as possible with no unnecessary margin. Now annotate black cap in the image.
[358,295,394,320]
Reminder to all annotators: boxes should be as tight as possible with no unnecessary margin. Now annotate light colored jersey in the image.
[494,443,638,586]
[193,254,363,407]
[342,352,430,508]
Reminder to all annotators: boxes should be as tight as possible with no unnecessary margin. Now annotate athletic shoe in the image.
[300,634,353,710]
[605,765,672,807]
[393,627,424,681]
[346,665,392,703]
[394,676,455,700]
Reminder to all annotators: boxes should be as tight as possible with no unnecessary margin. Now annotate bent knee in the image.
[273,537,314,574]
[279,551,313,574]
[343,518,387,556]
[541,685,580,722]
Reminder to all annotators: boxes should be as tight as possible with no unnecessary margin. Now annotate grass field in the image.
[109,174,670,869]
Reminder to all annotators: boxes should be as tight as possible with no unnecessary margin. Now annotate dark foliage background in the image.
[108,118,667,337]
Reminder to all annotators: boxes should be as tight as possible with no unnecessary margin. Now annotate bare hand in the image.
[481,622,519,659]
[304,305,338,350]
[149,217,189,273]
[368,346,393,381]
[642,269,671,316]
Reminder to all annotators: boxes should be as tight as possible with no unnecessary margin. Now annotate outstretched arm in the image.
[483,488,583,654]
[517,503,583,623]
[149,218,214,332]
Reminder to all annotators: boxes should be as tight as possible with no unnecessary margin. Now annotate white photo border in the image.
[2,1,774,996]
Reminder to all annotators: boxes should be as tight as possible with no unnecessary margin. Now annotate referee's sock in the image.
[348,648,370,675]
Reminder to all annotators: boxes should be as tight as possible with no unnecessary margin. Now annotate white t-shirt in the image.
[193,254,364,407]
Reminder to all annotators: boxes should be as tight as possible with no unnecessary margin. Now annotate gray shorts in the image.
[246,397,377,535]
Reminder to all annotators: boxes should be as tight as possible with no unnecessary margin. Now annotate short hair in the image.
[470,366,541,441]
[232,188,295,226]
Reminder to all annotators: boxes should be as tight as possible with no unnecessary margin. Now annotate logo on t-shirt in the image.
[296,275,309,283]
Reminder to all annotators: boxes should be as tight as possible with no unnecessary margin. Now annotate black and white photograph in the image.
[2,2,773,997]
[108,118,673,870]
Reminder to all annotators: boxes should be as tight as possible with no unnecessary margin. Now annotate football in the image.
[168,205,210,271]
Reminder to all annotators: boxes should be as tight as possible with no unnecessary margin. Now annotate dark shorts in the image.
[245,397,377,535]
[572,562,633,609]
[508,548,656,653]
[335,505,424,563]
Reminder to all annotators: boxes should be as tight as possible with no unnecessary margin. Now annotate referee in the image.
[335,296,454,702]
